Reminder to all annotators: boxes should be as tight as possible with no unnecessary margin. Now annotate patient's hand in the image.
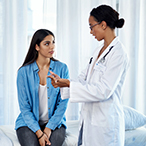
[48,71,70,88]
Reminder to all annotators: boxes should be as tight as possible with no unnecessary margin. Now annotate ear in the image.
[101,21,107,30]
[35,44,39,51]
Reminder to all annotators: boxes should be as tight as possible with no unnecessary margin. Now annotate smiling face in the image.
[35,35,55,59]
[89,16,105,41]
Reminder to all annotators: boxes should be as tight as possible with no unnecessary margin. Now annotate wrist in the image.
[38,133,44,139]
[44,131,48,137]
[67,80,70,87]
[36,130,44,139]
[44,127,52,138]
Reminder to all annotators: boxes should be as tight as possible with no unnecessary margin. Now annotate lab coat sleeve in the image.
[70,52,128,102]
[60,67,87,99]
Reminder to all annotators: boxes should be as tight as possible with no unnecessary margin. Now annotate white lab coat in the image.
[61,37,129,146]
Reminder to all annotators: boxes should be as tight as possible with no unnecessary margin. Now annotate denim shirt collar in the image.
[32,59,55,72]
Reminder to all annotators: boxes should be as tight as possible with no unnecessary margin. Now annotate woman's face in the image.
[89,16,104,41]
[36,35,55,59]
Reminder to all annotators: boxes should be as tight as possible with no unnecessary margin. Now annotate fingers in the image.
[50,71,56,77]
[50,80,59,88]
[49,71,60,79]
[49,70,55,75]
[39,134,51,146]
[48,75,60,88]
[43,131,51,146]
[48,75,58,83]
[48,72,62,88]
[44,135,51,146]
[39,137,47,146]
[50,71,57,77]
[48,75,56,81]
[49,75,58,83]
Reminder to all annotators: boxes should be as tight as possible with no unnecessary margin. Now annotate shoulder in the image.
[110,40,129,68]
[112,40,128,59]
[52,60,69,78]
[53,60,68,69]
[17,62,35,75]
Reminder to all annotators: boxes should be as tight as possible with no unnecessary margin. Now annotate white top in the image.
[39,84,48,124]
[60,37,129,146]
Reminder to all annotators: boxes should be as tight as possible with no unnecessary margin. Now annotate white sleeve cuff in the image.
[60,87,70,99]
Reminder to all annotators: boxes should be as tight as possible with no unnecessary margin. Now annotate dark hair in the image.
[21,29,57,67]
[90,5,125,29]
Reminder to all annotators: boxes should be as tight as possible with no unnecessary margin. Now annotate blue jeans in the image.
[16,125,66,146]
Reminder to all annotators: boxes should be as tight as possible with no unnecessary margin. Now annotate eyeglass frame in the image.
[89,22,100,30]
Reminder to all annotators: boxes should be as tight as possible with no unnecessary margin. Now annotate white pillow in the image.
[125,127,146,146]
[123,105,146,130]
[0,129,13,146]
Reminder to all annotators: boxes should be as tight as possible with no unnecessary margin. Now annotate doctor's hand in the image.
[48,71,70,88]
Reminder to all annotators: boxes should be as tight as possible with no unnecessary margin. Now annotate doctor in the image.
[48,4,129,146]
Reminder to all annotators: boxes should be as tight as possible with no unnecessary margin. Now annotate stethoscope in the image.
[84,46,114,81]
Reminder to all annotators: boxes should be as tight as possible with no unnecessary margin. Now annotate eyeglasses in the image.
[89,22,100,30]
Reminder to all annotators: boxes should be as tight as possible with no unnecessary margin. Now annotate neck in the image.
[104,29,116,49]
[36,58,50,70]
[98,30,116,59]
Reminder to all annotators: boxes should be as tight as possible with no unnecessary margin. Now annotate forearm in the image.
[56,79,70,87]
[46,99,69,130]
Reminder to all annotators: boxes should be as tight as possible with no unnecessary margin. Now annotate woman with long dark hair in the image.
[15,29,69,146]
[49,5,129,146]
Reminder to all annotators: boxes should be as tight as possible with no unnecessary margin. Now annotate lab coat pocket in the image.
[90,64,106,84]
[94,63,106,73]
[91,102,114,127]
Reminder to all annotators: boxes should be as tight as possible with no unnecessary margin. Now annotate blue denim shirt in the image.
[15,60,69,133]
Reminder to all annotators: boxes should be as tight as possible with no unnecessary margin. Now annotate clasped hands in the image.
[48,71,70,88]
[36,127,51,146]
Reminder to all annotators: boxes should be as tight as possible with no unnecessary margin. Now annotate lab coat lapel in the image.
[96,37,119,63]
[96,46,110,63]
[86,47,101,82]
[86,37,119,82]
[86,45,110,82]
